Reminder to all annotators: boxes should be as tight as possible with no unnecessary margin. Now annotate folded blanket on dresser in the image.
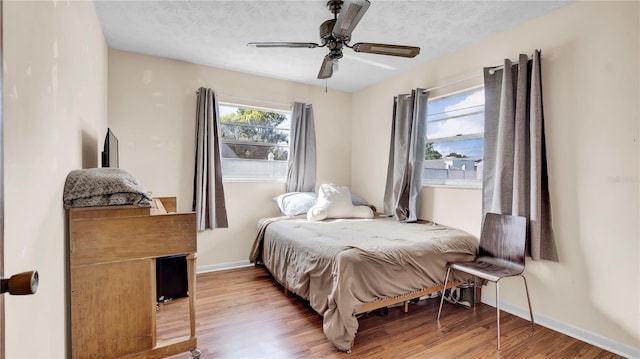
[63,168,152,209]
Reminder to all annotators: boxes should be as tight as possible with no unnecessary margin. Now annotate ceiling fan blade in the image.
[352,43,420,58]
[317,55,334,79]
[332,0,370,40]
[247,42,320,48]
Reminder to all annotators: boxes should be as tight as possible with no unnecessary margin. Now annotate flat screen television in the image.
[101,128,119,168]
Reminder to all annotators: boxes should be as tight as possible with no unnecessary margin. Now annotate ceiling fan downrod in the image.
[326,0,343,17]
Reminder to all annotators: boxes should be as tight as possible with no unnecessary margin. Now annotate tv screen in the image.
[101,128,119,168]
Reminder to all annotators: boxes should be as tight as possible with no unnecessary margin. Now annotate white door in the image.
[0,4,39,358]
[1,3,5,355]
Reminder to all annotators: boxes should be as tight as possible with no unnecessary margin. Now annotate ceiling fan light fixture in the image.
[332,0,370,39]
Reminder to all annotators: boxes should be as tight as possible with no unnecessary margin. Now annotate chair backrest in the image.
[478,213,527,267]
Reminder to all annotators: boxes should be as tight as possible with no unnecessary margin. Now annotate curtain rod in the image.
[195,89,291,109]
[421,72,482,94]
[420,54,536,93]
[487,62,518,75]
[218,94,292,108]
[487,54,535,75]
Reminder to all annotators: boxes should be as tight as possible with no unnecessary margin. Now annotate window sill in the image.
[223,177,286,183]
[422,180,482,190]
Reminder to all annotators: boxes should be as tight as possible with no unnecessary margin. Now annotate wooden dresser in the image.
[68,197,200,358]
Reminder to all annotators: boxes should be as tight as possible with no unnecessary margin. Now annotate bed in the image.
[249,214,478,351]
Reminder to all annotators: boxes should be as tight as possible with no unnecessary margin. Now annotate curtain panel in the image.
[286,102,317,193]
[193,87,228,230]
[383,89,428,222]
[483,50,558,261]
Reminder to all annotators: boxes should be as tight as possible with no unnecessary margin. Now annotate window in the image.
[219,103,290,181]
[424,87,484,187]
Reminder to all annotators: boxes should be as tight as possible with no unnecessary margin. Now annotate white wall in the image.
[107,50,352,267]
[3,1,108,357]
[352,1,639,354]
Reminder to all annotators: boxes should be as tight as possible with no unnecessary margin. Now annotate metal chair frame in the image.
[436,213,535,350]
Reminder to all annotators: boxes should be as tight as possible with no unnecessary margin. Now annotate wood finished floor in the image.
[158,266,622,359]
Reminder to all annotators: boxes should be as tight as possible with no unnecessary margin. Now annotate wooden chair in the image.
[437,212,535,350]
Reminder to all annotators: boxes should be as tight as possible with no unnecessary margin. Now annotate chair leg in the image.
[521,275,535,332]
[437,266,451,321]
[496,280,501,350]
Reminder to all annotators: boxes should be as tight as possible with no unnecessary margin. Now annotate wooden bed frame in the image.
[350,280,480,350]
[355,281,464,315]
[68,197,200,358]
[283,281,463,314]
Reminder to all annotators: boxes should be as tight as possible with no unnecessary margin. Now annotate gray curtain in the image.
[383,89,428,222]
[286,102,316,192]
[193,87,228,230]
[483,50,558,261]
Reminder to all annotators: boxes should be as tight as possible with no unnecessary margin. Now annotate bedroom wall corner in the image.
[107,50,353,268]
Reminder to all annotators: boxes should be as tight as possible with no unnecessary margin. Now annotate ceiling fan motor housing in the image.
[320,19,344,60]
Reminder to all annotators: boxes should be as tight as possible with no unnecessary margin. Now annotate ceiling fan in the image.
[247,0,421,80]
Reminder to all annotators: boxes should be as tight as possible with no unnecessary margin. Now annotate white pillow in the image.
[307,184,374,221]
[273,192,317,216]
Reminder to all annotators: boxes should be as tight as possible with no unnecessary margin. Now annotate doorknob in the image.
[1,270,38,295]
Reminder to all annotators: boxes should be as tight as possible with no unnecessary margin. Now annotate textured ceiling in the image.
[94,0,571,93]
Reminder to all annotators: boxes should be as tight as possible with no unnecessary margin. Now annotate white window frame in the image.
[423,86,484,189]
[218,102,291,183]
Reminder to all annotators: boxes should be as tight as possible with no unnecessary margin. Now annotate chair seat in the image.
[449,257,525,282]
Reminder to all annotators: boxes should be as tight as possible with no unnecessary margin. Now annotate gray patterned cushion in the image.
[63,168,152,209]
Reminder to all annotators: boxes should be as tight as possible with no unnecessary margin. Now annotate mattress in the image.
[249,216,478,351]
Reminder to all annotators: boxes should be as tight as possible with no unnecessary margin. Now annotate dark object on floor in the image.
[156,255,188,302]
[442,284,475,308]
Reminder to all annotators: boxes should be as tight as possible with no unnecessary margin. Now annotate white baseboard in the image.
[197,260,253,274]
[481,295,639,359]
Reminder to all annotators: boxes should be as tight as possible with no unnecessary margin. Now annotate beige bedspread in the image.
[249,216,478,351]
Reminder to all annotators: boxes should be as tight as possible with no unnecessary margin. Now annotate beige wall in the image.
[107,50,352,268]
[3,0,636,357]
[352,1,639,353]
[3,1,108,357]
